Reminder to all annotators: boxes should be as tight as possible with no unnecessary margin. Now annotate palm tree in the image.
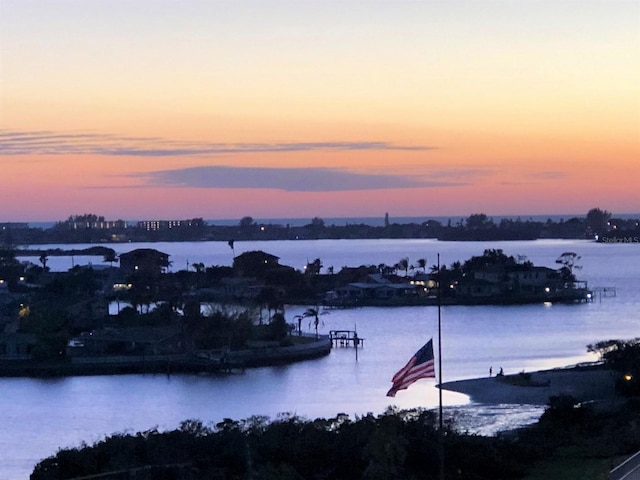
[398,257,410,277]
[416,258,427,273]
[39,253,49,271]
[256,286,282,325]
[192,262,205,274]
[302,307,328,339]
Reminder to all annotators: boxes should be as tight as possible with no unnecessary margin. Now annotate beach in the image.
[440,365,619,406]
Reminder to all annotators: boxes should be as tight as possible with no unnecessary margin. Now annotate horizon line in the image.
[10,211,640,227]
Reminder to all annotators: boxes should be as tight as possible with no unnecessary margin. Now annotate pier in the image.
[329,330,364,348]
[590,286,617,302]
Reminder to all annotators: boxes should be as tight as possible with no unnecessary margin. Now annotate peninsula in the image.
[1,244,593,377]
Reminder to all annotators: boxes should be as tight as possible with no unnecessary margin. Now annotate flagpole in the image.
[437,252,445,480]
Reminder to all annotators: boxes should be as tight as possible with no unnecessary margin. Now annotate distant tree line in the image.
[1,208,637,246]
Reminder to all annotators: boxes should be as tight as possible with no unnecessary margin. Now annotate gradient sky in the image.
[1,0,638,222]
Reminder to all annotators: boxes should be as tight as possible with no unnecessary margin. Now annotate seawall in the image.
[0,337,332,377]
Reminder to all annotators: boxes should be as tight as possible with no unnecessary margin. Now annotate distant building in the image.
[68,220,129,230]
[137,218,205,231]
[119,248,170,276]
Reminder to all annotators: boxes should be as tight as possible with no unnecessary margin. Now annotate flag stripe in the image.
[391,358,417,383]
[387,339,436,397]
[397,362,435,384]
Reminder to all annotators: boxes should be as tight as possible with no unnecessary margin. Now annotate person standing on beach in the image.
[489,366,492,377]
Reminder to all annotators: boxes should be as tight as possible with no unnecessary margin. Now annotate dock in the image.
[590,286,617,302]
[329,330,364,348]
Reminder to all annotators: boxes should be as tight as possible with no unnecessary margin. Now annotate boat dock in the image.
[590,286,617,302]
[329,330,364,348]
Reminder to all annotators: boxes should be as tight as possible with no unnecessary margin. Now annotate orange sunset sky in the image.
[1,1,638,222]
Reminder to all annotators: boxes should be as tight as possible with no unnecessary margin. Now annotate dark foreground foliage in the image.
[31,397,640,480]
[32,408,539,480]
[588,338,640,395]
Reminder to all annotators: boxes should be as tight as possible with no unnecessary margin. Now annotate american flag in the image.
[386,339,436,397]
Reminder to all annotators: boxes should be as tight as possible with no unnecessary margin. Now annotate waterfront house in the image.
[119,248,170,276]
[233,250,281,278]
[325,273,422,305]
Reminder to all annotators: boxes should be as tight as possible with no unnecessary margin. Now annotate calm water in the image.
[6,239,639,478]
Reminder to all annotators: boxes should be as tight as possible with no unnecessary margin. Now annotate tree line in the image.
[2,208,638,245]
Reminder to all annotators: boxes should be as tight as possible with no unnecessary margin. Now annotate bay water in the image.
[5,239,639,478]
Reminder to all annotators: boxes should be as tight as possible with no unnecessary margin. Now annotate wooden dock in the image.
[329,330,364,348]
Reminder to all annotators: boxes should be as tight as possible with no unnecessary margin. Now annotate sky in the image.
[1,0,638,222]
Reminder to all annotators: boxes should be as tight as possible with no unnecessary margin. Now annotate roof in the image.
[119,248,169,259]
[235,250,280,261]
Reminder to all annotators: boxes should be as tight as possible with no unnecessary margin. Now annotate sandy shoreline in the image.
[440,365,619,406]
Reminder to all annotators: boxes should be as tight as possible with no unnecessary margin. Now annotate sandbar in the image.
[440,365,619,405]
